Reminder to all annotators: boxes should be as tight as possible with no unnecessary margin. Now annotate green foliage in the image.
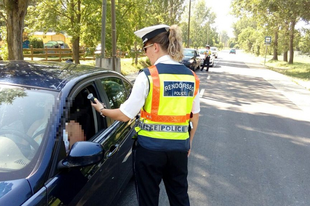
[231,0,310,63]
[180,0,218,48]
[298,29,310,55]
[10,0,226,63]
[0,42,8,60]
[0,26,8,60]
[267,60,310,80]
[29,36,44,48]
[228,38,237,48]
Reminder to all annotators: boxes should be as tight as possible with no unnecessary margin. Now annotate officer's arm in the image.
[91,98,131,122]
[188,113,199,156]
[101,108,131,122]
[189,113,199,143]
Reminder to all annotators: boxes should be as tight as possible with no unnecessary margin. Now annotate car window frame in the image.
[45,73,134,205]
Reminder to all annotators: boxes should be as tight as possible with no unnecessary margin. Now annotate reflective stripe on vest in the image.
[139,122,189,133]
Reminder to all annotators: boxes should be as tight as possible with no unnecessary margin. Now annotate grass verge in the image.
[265,60,310,81]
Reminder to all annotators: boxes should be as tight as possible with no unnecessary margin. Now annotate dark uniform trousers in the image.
[201,56,210,71]
[133,143,190,206]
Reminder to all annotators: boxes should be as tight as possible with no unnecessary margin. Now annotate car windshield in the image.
[0,85,56,172]
[183,49,195,57]
[210,47,217,51]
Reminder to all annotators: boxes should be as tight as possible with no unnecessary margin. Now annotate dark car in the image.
[181,48,201,71]
[0,61,137,206]
[229,48,236,54]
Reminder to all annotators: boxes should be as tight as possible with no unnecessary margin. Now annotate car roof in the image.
[0,60,111,91]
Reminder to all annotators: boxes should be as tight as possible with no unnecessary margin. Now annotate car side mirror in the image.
[58,141,104,169]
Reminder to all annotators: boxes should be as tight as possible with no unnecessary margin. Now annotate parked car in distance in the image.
[210,47,218,58]
[44,40,60,48]
[0,61,137,206]
[181,48,201,71]
[56,40,70,49]
[229,48,236,54]
[44,41,69,49]
[198,48,214,67]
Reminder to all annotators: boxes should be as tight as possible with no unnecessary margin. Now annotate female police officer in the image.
[91,24,200,206]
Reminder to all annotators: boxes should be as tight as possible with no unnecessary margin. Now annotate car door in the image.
[96,76,136,195]
[21,74,136,206]
[40,81,122,206]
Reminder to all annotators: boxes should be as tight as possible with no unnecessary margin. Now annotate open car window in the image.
[63,84,109,152]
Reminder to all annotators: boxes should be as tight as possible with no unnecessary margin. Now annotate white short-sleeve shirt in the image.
[120,55,200,119]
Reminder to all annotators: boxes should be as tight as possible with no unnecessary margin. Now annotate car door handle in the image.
[107,144,119,158]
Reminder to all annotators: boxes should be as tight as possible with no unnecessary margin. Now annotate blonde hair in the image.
[148,25,184,61]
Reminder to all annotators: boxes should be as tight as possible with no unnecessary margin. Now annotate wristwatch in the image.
[99,103,106,117]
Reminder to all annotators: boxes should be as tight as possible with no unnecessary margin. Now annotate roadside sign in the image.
[264,36,272,65]
[265,36,272,44]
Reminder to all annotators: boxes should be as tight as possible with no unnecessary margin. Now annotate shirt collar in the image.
[154,55,180,65]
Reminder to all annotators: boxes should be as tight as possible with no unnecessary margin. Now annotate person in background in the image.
[201,45,211,72]
[91,24,200,206]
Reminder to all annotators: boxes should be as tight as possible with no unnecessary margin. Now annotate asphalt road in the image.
[117,50,310,206]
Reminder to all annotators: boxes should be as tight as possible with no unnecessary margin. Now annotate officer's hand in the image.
[91,98,105,113]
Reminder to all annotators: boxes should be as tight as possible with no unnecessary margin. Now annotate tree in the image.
[231,16,260,52]
[219,31,229,48]
[26,0,186,64]
[180,0,216,48]
[232,0,310,64]
[0,0,30,60]
[298,28,310,55]
[26,0,90,64]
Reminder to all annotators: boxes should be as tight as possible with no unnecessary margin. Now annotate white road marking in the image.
[199,89,205,97]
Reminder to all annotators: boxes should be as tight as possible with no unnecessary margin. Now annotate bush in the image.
[29,37,44,48]
[0,42,8,60]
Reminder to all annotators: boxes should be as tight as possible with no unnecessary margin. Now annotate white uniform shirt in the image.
[120,55,201,119]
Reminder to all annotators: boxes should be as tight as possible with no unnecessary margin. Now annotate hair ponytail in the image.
[148,24,184,61]
[167,25,184,61]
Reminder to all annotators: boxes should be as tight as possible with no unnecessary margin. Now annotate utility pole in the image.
[111,0,116,71]
[100,0,107,68]
[207,23,209,45]
[187,0,191,48]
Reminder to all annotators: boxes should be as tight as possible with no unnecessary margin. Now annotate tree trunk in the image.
[134,41,138,65]
[283,22,289,62]
[69,0,81,64]
[272,27,278,60]
[283,51,288,62]
[72,37,80,64]
[288,19,296,64]
[5,0,29,60]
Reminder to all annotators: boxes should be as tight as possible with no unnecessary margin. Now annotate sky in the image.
[204,0,236,37]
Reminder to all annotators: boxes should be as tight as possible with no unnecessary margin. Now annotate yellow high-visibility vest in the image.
[136,64,199,140]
